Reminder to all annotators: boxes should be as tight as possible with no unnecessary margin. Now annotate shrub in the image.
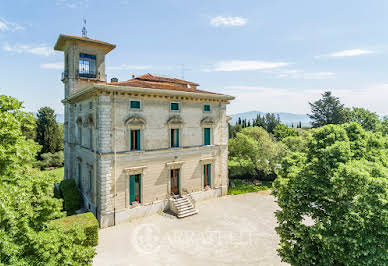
[59,179,82,215]
[50,212,99,247]
[38,151,64,169]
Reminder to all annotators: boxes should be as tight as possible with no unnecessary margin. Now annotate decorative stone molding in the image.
[167,115,184,127]
[124,165,147,175]
[200,116,215,127]
[200,157,216,164]
[125,115,146,127]
[166,161,184,169]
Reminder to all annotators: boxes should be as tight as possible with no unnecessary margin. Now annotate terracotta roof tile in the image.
[108,73,220,95]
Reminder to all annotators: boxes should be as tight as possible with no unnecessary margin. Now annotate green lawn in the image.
[228,179,273,195]
[45,167,64,184]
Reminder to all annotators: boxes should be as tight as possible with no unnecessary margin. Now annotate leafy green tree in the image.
[273,123,388,265]
[379,117,388,136]
[36,107,62,154]
[308,91,347,127]
[0,95,39,176]
[229,127,285,177]
[264,113,280,133]
[346,107,381,131]
[0,95,95,265]
[273,124,299,141]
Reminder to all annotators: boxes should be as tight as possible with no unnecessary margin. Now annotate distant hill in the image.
[229,111,311,127]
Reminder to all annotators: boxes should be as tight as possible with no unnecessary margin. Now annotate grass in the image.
[228,179,273,195]
[44,167,64,184]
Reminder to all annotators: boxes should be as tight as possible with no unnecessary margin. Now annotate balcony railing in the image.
[61,70,100,80]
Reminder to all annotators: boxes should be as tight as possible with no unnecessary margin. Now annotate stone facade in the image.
[55,34,234,228]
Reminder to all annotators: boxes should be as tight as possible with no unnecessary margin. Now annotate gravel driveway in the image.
[94,191,287,266]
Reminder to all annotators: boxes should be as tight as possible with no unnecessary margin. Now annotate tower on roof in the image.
[54,34,116,97]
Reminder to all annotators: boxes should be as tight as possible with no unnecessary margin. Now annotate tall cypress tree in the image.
[36,107,61,155]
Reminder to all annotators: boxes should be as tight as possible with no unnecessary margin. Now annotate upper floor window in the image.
[130,130,141,151]
[204,104,211,112]
[79,53,96,78]
[89,128,93,150]
[130,100,141,109]
[171,128,180,148]
[204,128,211,145]
[170,102,180,111]
[89,101,93,110]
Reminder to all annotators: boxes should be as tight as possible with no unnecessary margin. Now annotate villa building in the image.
[54,34,234,228]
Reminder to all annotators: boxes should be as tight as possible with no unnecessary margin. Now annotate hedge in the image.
[51,212,99,247]
[59,179,82,215]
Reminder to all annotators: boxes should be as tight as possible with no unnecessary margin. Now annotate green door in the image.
[129,175,135,204]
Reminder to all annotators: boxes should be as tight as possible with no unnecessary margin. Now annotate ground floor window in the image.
[204,164,211,188]
[78,163,82,188]
[170,168,180,195]
[129,174,141,205]
[88,169,93,193]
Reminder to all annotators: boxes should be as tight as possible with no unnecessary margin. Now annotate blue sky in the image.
[1,0,388,115]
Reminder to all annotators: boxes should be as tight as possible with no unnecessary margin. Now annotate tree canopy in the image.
[0,95,94,265]
[273,123,388,265]
[229,127,285,177]
[308,91,347,127]
[36,106,62,155]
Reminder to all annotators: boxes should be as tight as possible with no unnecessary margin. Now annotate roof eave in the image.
[62,84,235,103]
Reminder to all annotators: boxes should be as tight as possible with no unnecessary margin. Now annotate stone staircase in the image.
[171,196,198,218]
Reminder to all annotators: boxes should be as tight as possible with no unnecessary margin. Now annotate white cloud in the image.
[56,0,89,8]
[276,69,336,79]
[203,60,290,72]
[107,64,152,71]
[210,16,247,27]
[317,49,375,58]
[0,17,24,32]
[219,84,388,115]
[3,43,54,56]
[40,62,63,70]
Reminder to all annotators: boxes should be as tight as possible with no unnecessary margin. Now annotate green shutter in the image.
[204,128,210,145]
[204,105,210,112]
[176,129,179,147]
[177,169,180,195]
[136,130,141,150]
[129,175,135,204]
[207,164,211,187]
[138,174,141,203]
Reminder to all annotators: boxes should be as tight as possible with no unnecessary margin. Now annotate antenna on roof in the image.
[82,18,87,37]
[180,64,191,79]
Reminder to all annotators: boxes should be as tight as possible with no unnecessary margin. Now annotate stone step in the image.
[177,206,193,212]
[178,209,198,218]
[175,201,192,207]
[178,208,196,215]
[174,198,190,203]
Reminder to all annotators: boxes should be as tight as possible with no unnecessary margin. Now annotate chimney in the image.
[111,77,118,83]
[132,74,135,79]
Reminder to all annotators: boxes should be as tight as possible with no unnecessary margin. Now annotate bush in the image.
[51,212,99,247]
[37,151,64,169]
[59,179,82,215]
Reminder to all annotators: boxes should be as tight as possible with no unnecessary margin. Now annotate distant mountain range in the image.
[229,111,311,127]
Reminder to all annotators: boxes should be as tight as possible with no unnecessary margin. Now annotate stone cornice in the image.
[62,84,234,104]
